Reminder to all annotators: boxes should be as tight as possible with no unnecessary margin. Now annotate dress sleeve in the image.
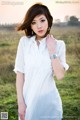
[13,37,25,74]
[57,41,69,71]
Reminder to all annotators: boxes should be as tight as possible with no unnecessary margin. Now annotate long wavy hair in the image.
[17,3,53,37]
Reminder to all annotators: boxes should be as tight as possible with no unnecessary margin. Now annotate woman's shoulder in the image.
[19,35,35,42]
[19,35,32,46]
[56,39,65,47]
[19,35,29,42]
[55,39,66,52]
[56,39,65,45]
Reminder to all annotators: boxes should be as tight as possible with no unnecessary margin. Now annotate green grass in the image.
[0,26,80,120]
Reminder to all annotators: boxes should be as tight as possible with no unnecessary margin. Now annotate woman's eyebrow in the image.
[32,17,45,21]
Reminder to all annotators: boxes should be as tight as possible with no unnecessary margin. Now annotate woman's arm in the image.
[46,35,65,80]
[16,72,26,120]
[50,58,65,80]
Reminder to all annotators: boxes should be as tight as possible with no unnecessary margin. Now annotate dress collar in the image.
[31,35,47,45]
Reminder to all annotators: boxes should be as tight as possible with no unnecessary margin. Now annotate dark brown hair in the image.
[17,3,53,37]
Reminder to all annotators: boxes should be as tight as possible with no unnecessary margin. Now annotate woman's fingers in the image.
[47,34,55,39]
[46,34,57,54]
[46,34,49,38]
[46,34,56,42]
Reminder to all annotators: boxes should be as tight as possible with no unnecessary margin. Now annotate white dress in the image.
[13,35,69,120]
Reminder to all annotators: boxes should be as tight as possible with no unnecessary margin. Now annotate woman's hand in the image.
[18,100,27,120]
[46,34,65,80]
[46,34,57,55]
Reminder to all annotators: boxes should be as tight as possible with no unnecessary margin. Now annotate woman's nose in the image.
[37,22,42,28]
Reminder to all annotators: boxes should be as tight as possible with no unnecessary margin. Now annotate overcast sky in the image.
[0,0,80,24]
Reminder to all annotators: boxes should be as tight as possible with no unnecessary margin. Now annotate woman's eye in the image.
[31,22,36,25]
[41,19,45,22]
[31,19,45,25]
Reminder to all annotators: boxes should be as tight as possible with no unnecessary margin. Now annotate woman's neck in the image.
[36,35,45,41]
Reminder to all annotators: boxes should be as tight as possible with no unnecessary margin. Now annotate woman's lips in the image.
[38,30,44,33]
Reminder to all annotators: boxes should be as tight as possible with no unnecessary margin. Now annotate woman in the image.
[14,3,69,120]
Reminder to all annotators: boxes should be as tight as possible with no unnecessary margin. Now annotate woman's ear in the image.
[32,30,34,35]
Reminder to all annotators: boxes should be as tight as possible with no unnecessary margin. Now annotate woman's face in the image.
[31,14,48,40]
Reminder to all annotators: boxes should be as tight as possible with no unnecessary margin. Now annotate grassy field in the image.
[0,26,80,120]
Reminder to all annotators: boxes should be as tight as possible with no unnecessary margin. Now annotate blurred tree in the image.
[68,16,79,25]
